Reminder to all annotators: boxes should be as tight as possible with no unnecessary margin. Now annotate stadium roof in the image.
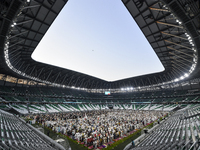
[0,0,200,89]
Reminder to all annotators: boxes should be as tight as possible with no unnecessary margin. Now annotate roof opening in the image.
[32,0,164,82]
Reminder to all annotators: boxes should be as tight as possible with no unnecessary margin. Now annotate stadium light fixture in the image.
[176,19,182,24]
[174,78,179,82]
[11,22,17,27]
[193,57,197,63]
[184,73,189,77]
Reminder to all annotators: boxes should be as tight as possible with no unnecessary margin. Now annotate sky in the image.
[32,0,164,82]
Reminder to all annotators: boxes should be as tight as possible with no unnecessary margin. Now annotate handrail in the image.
[181,140,191,150]
[188,140,198,150]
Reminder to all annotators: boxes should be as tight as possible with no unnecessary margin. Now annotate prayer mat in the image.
[103,144,107,148]
[88,145,93,149]
[107,142,113,145]
[98,146,104,149]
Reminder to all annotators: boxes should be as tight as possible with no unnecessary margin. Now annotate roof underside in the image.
[0,0,200,89]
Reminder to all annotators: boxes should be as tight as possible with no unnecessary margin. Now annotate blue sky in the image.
[32,0,164,82]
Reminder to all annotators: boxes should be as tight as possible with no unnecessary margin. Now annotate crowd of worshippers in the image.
[26,110,167,148]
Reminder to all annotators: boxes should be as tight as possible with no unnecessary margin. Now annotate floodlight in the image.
[174,78,179,82]
[184,73,189,77]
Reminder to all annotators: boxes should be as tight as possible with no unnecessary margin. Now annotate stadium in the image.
[0,0,200,149]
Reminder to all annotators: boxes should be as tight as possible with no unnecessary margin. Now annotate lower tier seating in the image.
[130,105,200,150]
[0,109,63,150]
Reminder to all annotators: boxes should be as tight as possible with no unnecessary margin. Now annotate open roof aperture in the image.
[32,0,164,82]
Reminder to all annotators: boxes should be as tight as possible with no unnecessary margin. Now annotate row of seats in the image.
[9,103,179,114]
[131,105,200,150]
[0,109,57,150]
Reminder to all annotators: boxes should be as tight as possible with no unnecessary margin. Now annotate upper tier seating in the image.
[1,85,199,103]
